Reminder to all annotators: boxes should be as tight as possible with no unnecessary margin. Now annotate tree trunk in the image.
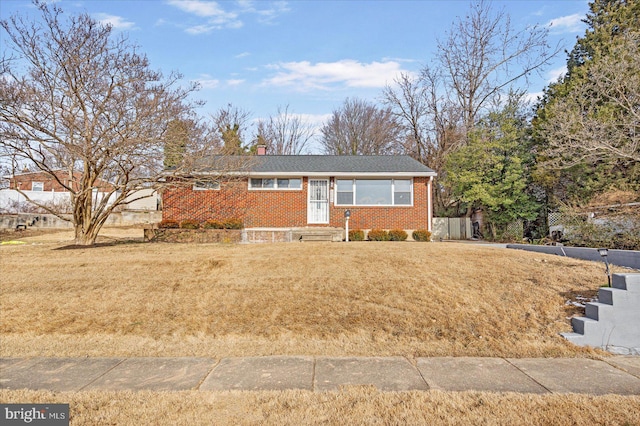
[74,224,100,245]
[72,188,100,245]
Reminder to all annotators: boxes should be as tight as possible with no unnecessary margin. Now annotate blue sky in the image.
[1,0,589,152]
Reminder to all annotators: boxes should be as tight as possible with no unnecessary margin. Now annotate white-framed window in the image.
[335,179,413,206]
[193,180,220,191]
[249,177,302,190]
[31,181,44,191]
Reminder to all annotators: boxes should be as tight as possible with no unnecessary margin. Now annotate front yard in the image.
[0,234,613,358]
[3,232,639,425]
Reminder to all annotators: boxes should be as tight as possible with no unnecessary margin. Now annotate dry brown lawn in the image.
[3,230,639,424]
[2,388,639,425]
[0,229,619,358]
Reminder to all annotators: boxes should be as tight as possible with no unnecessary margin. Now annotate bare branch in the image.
[256,105,315,155]
[320,98,402,155]
[539,32,640,167]
[0,1,218,244]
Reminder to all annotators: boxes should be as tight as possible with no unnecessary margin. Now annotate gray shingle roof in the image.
[255,155,434,173]
[198,155,436,176]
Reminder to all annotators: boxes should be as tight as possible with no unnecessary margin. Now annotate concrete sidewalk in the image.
[1,356,639,395]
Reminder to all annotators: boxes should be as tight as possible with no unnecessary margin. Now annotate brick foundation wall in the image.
[163,176,431,230]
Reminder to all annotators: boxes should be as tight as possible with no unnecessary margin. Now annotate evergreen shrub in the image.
[368,229,389,241]
[412,229,432,242]
[348,229,365,241]
[388,229,408,241]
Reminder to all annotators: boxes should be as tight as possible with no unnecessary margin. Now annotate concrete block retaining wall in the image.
[0,212,162,229]
[506,244,640,270]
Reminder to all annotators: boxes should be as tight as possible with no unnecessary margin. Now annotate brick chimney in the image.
[256,144,267,155]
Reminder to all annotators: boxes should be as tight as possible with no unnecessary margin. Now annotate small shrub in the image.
[388,229,408,241]
[348,229,365,241]
[368,229,389,241]
[223,218,244,229]
[202,220,224,229]
[158,219,179,229]
[180,219,200,229]
[412,229,432,242]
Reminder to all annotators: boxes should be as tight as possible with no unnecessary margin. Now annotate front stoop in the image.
[292,227,344,242]
[562,273,640,355]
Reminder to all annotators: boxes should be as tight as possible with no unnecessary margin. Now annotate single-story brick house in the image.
[1,170,115,214]
[162,153,437,233]
[7,170,112,192]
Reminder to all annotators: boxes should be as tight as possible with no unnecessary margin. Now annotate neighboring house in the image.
[8,170,112,192]
[162,152,437,232]
[122,188,160,211]
[1,170,115,213]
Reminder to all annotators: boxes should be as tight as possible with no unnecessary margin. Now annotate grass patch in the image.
[0,233,614,358]
[1,389,638,425]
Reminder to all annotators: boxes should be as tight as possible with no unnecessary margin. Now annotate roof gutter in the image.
[189,171,437,178]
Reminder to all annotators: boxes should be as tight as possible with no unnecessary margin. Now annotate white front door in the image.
[307,179,329,224]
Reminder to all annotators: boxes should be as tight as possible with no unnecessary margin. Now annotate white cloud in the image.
[293,113,332,129]
[547,13,584,34]
[524,91,544,105]
[167,0,241,32]
[226,79,245,86]
[381,56,418,64]
[236,0,290,24]
[167,0,229,17]
[263,60,408,91]
[235,52,251,59]
[195,77,220,89]
[185,21,242,34]
[255,2,291,24]
[93,13,136,30]
[547,65,567,83]
[167,0,288,33]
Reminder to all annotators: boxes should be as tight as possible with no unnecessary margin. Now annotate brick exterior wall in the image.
[162,176,432,230]
[9,171,112,192]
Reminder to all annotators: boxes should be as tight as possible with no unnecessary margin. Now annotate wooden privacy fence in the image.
[432,217,472,240]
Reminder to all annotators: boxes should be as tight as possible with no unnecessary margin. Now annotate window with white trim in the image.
[335,179,412,206]
[249,178,302,190]
[193,180,220,190]
[31,181,44,191]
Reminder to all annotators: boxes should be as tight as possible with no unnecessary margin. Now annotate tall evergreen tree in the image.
[533,0,640,206]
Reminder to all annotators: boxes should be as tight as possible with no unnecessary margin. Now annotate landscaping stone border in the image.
[144,228,242,243]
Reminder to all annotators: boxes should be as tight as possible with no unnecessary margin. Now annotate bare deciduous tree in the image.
[255,105,314,155]
[383,70,464,214]
[0,1,225,245]
[320,98,402,155]
[382,73,431,161]
[383,1,557,214]
[437,0,558,132]
[538,32,640,167]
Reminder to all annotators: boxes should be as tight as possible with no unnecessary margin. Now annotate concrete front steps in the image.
[241,227,344,243]
[292,227,344,242]
[562,273,640,355]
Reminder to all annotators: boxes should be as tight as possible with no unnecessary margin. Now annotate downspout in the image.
[427,176,433,232]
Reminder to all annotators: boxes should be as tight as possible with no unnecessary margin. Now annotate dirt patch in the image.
[0,228,62,242]
[560,289,599,318]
